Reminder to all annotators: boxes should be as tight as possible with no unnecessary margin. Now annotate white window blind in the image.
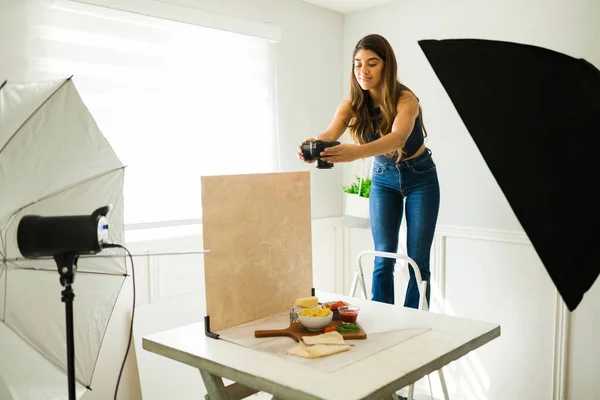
[17,0,279,229]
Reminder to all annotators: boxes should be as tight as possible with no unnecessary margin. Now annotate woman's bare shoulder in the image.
[398,88,419,104]
[336,98,355,119]
[339,98,353,111]
[396,90,419,115]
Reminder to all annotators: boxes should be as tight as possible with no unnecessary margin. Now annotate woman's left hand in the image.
[320,143,362,163]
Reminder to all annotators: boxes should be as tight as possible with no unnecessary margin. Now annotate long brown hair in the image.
[347,34,427,160]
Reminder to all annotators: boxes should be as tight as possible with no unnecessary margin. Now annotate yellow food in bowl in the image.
[299,307,332,317]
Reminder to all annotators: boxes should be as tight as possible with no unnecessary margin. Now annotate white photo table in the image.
[142,291,500,400]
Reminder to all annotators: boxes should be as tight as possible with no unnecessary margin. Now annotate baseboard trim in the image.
[435,224,531,245]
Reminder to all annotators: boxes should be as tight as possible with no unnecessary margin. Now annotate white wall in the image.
[0,0,343,398]
[4,0,599,399]
[343,0,600,399]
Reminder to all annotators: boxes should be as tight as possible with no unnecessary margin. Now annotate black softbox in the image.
[418,38,600,312]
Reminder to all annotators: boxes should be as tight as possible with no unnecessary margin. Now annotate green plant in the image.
[342,175,371,198]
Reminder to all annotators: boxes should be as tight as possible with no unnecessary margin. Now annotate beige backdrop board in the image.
[201,171,313,332]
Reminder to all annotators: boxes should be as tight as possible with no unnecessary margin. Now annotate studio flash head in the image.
[17,206,111,258]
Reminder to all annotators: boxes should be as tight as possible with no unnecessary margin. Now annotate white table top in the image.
[142,291,500,400]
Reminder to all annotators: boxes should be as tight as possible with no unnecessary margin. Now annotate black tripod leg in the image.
[63,286,76,400]
[55,253,78,400]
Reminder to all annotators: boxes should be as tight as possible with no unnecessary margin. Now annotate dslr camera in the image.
[301,140,341,169]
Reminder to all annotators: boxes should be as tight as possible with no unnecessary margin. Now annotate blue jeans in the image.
[369,148,440,309]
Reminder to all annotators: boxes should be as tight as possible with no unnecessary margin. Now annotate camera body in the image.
[301,140,341,169]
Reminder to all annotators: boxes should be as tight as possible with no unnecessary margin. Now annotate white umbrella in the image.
[0,77,127,399]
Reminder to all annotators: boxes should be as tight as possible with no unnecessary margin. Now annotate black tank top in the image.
[366,91,424,163]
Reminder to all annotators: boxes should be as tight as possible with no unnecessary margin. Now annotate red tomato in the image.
[331,301,345,309]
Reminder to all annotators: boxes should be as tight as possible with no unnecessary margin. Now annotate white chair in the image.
[349,250,450,400]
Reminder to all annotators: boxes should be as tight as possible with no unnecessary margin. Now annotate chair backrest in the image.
[353,250,429,311]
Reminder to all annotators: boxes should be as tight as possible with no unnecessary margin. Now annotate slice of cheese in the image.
[302,331,345,345]
[287,331,351,359]
[287,343,350,359]
[287,344,312,358]
[295,296,318,308]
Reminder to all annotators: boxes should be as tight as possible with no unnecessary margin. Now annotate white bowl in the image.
[298,313,333,332]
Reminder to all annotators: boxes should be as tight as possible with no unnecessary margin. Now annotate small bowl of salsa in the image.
[338,305,360,323]
[322,300,349,320]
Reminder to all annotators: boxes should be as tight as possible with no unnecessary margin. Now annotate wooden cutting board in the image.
[255,321,367,342]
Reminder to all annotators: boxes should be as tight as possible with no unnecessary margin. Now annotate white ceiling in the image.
[300,0,397,14]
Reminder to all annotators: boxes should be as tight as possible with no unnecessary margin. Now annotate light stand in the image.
[17,206,112,400]
[15,206,212,399]
[54,253,79,400]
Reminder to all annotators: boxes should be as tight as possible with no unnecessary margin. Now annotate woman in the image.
[297,33,440,309]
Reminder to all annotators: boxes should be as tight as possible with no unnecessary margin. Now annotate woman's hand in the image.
[320,143,362,163]
[297,138,316,163]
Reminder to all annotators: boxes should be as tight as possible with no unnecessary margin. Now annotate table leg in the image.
[199,370,260,400]
[438,368,450,400]
[200,370,229,400]
[407,384,415,400]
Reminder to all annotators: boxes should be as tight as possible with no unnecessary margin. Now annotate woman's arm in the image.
[315,99,353,141]
[320,91,420,163]
[356,91,420,158]
[297,100,352,162]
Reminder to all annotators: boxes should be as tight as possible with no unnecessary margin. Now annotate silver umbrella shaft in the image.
[3,250,211,264]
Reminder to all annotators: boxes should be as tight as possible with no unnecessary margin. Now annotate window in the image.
[19,0,279,235]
